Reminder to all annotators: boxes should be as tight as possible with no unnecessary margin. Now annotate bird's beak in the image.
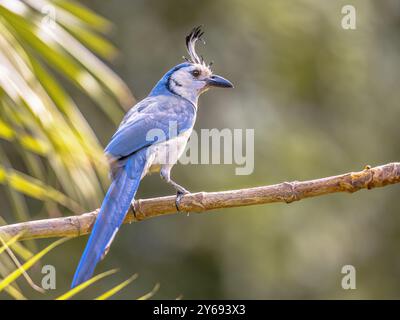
[206,75,234,88]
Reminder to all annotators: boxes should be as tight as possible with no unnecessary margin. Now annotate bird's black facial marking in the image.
[171,78,182,87]
[167,75,184,98]
[191,69,201,78]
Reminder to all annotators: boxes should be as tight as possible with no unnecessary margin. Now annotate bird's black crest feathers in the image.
[184,26,209,67]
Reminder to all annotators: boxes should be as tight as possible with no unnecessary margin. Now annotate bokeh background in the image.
[1,0,400,299]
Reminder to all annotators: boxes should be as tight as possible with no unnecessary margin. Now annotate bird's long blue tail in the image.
[71,151,147,288]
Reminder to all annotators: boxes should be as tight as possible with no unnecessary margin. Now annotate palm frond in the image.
[95,273,138,300]
[0,0,134,222]
[0,237,69,293]
[56,269,118,300]
[137,283,160,300]
[0,238,160,300]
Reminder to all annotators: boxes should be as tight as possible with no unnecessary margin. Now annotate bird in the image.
[71,26,233,288]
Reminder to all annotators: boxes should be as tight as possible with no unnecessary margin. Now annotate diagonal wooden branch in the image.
[1,163,399,241]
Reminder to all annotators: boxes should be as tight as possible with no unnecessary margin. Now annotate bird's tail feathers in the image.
[71,150,147,288]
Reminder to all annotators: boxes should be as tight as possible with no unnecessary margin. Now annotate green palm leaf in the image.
[95,273,138,300]
[0,237,159,300]
[56,269,118,300]
[0,237,69,293]
[0,0,134,222]
[0,0,137,294]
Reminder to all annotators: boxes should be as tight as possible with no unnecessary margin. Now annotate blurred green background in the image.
[1,0,400,299]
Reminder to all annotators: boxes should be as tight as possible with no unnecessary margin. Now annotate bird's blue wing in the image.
[105,96,196,159]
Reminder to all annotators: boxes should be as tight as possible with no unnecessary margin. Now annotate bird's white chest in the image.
[142,129,192,177]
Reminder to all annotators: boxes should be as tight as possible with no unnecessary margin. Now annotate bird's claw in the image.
[175,190,189,212]
[130,202,137,220]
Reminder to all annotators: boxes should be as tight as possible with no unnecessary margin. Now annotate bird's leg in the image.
[167,179,190,195]
[160,167,190,212]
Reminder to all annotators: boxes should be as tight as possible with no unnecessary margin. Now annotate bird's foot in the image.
[130,202,137,219]
[175,189,190,212]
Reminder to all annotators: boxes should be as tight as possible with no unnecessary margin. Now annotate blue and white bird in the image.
[71,26,233,288]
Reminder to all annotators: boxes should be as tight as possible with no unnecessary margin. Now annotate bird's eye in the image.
[191,70,200,77]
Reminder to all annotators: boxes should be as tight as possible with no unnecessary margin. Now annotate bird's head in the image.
[150,26,233,104]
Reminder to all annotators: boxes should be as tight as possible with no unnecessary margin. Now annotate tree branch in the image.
[1,163,399,241]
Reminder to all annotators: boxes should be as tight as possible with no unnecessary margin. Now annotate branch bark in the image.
[1,163,399,241]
